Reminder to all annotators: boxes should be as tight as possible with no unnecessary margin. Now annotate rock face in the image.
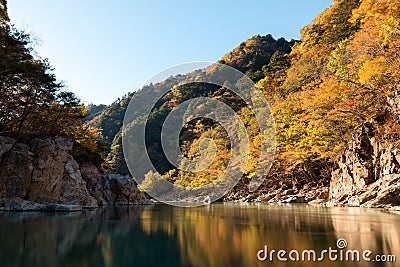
[387,92,400,123]
[81,163,148,206]
[0,136,148,210]
[0,136,97,208]
[329,122,400,207]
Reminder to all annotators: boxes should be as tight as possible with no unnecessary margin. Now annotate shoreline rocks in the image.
[0,198,83,212]
[0,136,149,211]
[224,182,330,205]
[1,133,400,212]
[328,122,400,209]
[223,120,400,212]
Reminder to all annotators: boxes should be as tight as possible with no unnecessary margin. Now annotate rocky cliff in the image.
[0,136,148,210]
[329,121,400,208]
[225,118,400,209]
[328,94,400,209]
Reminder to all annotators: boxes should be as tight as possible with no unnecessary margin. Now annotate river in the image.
[0,204,399,267]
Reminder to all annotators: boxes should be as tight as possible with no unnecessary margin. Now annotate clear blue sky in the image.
[8,0,333,105]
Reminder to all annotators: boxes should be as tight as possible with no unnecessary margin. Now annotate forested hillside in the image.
[86,35,295,179]
[263,0,400,184]
[2,0,400,199]
[87,0,400,191]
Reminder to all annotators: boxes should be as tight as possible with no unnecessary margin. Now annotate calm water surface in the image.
[0,204,399,267]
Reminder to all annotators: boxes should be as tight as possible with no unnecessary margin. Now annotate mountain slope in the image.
[87,35,294,176]
[88,0,400,199]
[258,0,400,184]
[220,34,295,81]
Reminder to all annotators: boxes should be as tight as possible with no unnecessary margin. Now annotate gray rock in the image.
[0,199,82,212]
[329,121,400,207]
[330,123,378,202]
[387,92,400,123]
[2,200,45,211]
[0,136,149,211]
[42,204,82,212]
[82,170,149,206]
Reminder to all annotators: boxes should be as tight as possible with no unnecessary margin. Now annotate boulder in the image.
[0,136,98,208]
[81,166,149,206]
[0,198,82,212]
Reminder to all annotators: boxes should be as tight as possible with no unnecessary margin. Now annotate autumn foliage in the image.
[68,0,400,188]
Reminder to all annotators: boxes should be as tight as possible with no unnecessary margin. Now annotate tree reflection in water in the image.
[0,204,399,267]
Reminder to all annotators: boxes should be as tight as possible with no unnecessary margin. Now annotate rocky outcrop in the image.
[329,122,400,208]
[225,119,400,208]
[0,198,83,212]
[81,163,148,206]
[0,136,148,211]
[0,136,98,208]
[387,92,400,123]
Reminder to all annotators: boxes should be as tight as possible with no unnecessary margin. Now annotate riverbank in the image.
[0,136,149,211]
[223,183,400,213]
[1,133,400,212]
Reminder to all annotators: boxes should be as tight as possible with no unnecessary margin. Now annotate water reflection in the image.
[0,204,399,267]
[142,205,400,267]
[330,207,400,266]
